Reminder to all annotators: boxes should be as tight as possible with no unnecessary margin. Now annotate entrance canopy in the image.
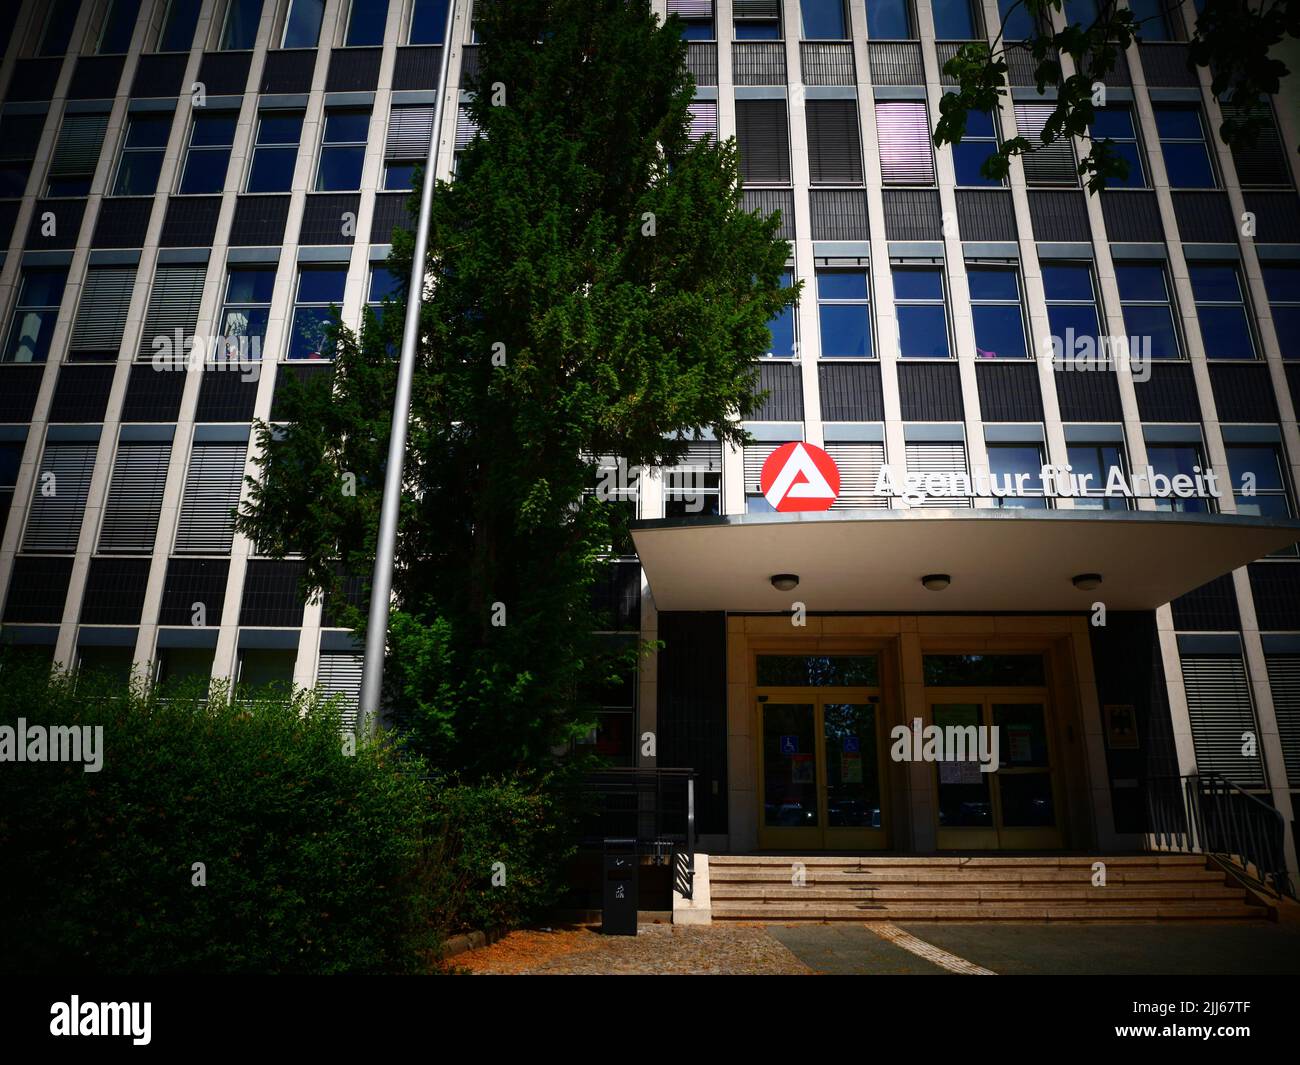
[631,509,1300,612]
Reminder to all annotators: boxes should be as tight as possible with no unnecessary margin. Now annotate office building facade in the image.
[1,0,1299,874]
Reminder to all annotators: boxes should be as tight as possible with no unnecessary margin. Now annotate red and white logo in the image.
[759,442,840,512]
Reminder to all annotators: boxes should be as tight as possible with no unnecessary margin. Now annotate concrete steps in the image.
[706,854,1273,922]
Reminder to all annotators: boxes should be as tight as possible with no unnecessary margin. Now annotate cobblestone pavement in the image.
[467,923,813,975]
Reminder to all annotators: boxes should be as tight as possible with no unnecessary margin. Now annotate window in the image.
[664,442,722,517]
[743,441,795,512]
[221,0,264,49]
[346,0,389,46]
[1116,264,1181,359]
[806,100,864,185]
[0,441,22,541]
[668,0,715,40]
[1190,264,1255,360]
[281,0,324,47]
[287,269,346,360]
[1043,263,1102,364]
[136,264,207,361]
[826,442,888,508]
[735,100,791,184]
[218,268,275,364]
[98,439,172,554]
[1226,445,1295,543]
[1014,103,1078,185]
[997,0,1036,39]
[951,110,1000,186]
[987,443,1049,508]
[24,440,96,553]
[316,652,363,731]
[1128,0,1172,40]
[904,440,971,507]
[817,270,871,358]
[1262,264,1300,359]
[383,105,435,190]
[867,0,913,38]
[1148,443,1213,513]
[175,441,248,553]
[366,265,400,334]
[178,113,236,195]
[1089,107,1146,187]
[734,0,781,38]
[47,112,110,197]
[894,268,949,358]
[1220,103,1290,188]
[687,100,718,142]
[98,0,142,53]
[246,111,302,192]
[1155,107,1216,189]
[409,0,449,43]
[1182,654,1262,787]
[931,0,978,38]
[766,270,796,357]
[111,114,170,196]
[968,266,1027,358]
[1064,0,1099,24]
[158,0,203,52]
[875,100,935,185]
[37,0,80,56]
[801,0,846,39]
[3,268,67,364]
[68,266,136,362]
[1067,441,1130,510]
[316,111,370,191]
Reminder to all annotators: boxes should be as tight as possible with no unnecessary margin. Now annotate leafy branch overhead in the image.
[933,0,1298,194]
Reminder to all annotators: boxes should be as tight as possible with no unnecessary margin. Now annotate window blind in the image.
[1181,654,1265,787]
[806,99,864,185]
[69,266,136,357]
[1013,103,1078,186]
[174,442,247,554]
[904,441,971,508]
[735,99,791,184]
[317,651,364,731]
[98,441,171,554]
[827,443,887,509]
[136,264,207,360]
[385,106,436,159]
[743,442,792,493]
[23,442,97,552]
[1264,655,1300,787]
[455,105,480,149]
[1220,103,1291,188]
[875,100,935,184]
[47,113,109,180]
[687,100,718,142]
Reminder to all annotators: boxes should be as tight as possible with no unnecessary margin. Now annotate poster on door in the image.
[1008,723,1033,764]
[841,751,863,783]
[791,753,815,783]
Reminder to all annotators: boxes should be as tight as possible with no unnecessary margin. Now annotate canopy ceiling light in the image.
[770,573,800,592]
[921,574,951,592]
[1072,573,1103,591]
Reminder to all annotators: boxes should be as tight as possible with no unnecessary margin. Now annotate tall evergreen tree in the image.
[237,0,795,776]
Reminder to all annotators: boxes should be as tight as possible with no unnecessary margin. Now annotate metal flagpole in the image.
[357,0,460,740]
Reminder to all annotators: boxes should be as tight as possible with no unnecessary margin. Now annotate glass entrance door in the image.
[758,695,886,849]
[932,696,1062,850]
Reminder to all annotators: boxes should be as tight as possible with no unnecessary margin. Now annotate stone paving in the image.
[461,921,1300,976]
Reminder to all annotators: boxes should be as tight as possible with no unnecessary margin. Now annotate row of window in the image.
[5,255,1298,367]
[730,435,1294,528]
[5,424,1289,560]
[763,260,1300,362]
[725,97,1258,191]
[28,0,450,58]
[2,259,399,364]
[672,0,1185,43]
[25,103,433,201]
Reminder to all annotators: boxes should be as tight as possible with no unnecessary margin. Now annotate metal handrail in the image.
[1147,772,1294,898]
[578,767,696,899]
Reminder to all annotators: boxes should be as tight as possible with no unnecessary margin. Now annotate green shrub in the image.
[426,775,579,934]
[0,657,442,974]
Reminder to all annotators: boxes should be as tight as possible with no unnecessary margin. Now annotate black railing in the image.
[1147,772,1294,898]
[579,768,695,899]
